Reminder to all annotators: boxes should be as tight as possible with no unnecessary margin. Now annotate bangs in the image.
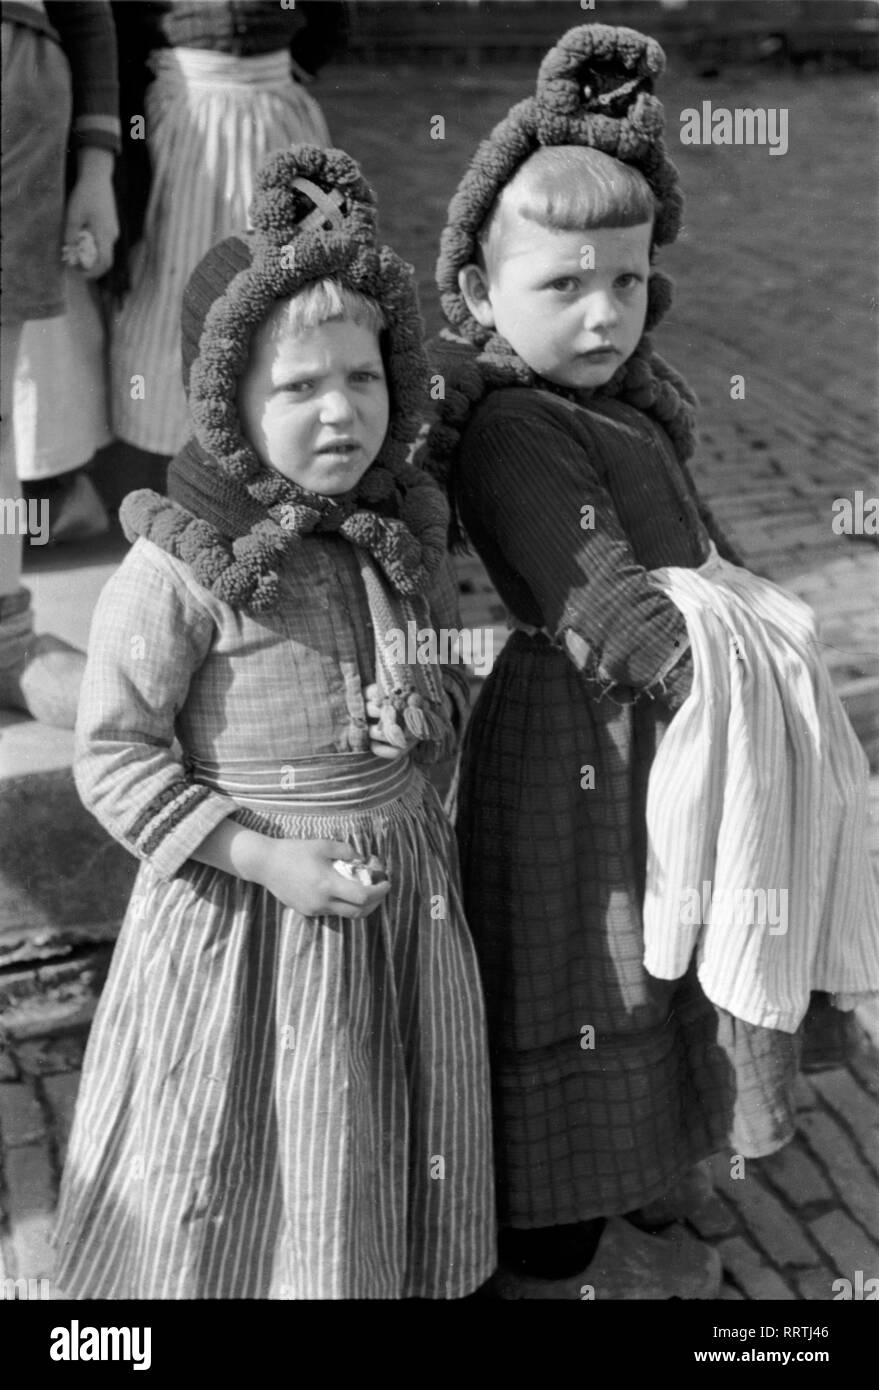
[272,278,387,339]
[480,147,656,265]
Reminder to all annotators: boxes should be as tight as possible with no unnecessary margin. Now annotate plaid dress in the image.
[454,388,801,1228]
[53,535,495,1299]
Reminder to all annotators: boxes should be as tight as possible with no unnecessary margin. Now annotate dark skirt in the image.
[456,631,798,1227]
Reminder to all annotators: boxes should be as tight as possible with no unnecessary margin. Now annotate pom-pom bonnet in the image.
[428,23,699,530]
[121,145,449,614]
[437,21,683,340]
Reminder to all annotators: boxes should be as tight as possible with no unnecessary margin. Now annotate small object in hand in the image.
[61,230,98,270]
[332,855,388,885]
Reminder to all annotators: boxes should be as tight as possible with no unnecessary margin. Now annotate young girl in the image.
[427,22,879,1298]
[53,145,495,1300]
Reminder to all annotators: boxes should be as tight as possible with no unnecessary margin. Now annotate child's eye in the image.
[282,380,313,394]
[546,276,580,294]
[615,272,644,291]
[351,370,383,384]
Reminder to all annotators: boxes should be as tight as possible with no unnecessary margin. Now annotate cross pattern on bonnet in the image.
[289,177,348,233]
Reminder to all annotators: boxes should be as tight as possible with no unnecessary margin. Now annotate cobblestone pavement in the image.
[2,65,877,1301]
[1,1020,877,1300]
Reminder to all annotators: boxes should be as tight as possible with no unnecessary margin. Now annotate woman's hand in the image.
[364,682,419,761]
[63,147,119,280]
[258,838,390,918]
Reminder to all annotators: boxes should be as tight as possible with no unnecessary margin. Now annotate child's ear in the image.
[458,264,496,329]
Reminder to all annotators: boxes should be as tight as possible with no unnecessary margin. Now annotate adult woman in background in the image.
[101,0,345,503]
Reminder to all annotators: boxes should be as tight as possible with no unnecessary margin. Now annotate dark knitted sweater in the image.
[2,0,120,152]
[456,387,709,708]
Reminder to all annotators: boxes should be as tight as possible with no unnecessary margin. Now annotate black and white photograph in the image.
[1,0,877,1361]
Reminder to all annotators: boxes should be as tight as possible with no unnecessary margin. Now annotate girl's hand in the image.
[258,838,391,919]
[364,682,419,761]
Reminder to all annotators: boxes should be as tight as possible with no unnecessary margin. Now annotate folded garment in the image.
[643,545,879,1032]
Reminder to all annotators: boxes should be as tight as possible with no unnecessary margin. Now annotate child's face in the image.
[237,316,390,494]
[465,220,652,390]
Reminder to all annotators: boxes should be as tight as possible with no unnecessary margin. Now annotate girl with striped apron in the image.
[53,146,495,1299]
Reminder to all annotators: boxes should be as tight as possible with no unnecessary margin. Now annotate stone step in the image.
[0,762,136,970]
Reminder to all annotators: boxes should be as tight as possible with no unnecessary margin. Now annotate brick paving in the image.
[2,63,877,1301]
[1,1020,877,1300]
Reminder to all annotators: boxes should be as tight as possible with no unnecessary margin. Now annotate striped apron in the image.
[14,270,111,480]
[53,753,495,1299]
[643,547,879,1032]
[111,46,330,456]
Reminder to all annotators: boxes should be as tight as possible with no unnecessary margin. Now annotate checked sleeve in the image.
[74,541,235,880]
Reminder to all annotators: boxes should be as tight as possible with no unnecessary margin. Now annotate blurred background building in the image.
[336,0,879,72]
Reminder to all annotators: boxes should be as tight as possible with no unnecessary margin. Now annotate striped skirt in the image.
[53,753,495,1299]
[111,47,330,456]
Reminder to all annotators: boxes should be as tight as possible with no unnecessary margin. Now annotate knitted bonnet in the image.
[121,145,449,614]
[428,22,699,525]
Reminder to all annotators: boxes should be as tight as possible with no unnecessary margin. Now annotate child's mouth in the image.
[316,440,361,457]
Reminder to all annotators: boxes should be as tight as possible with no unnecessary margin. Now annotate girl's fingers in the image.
[326,881,390,918]
[370,741,409,761]
[321,840,357,861]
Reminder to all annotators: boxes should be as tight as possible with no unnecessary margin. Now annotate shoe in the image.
[627,1161,715,1231]
[0,628,85,729]
[800,992,863,1072]
[46,472,109,544]
[488,1217,723,1300]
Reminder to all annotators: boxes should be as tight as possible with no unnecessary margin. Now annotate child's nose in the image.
[583,291,620,331]
[319,389,355,423]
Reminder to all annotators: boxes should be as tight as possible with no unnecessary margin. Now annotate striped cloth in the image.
[14,270,111,479]
[643,546,879,1032]
[111,46,330,456]
[53,753,495,1299]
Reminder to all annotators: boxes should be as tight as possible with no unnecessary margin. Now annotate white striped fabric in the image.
[111,46,330,456]
[643,545,879,1032]
[14,270,111,479]
[53,772,495,1299]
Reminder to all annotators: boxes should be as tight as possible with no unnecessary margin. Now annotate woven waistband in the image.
[150,46,293,90]
[190,751,415,815]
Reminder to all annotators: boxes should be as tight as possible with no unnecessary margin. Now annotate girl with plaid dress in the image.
[427,23,879,1298]
[52,147,495,1300]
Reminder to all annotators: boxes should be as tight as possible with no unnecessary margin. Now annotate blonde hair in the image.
[268,277,387,339]
[479,146,656,273]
